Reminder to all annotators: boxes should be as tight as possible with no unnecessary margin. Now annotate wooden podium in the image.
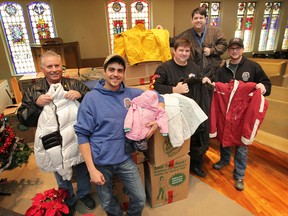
[31,38,81,72]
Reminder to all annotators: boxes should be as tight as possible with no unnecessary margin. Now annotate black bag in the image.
[41,130,62,150]
[41,101,62,150]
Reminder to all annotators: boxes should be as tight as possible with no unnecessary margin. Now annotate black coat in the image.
[183,77,214,158]
[17,77,90,127]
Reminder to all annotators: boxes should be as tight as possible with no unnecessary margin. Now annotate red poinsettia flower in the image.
[43,200,69,216]
[25,188,69,216]
[25,205,45,216]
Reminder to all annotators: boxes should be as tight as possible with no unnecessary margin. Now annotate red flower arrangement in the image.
[25,188,69,216]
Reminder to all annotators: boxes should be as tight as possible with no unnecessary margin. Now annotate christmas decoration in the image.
[25,188,69,216]
[0,114,32,173]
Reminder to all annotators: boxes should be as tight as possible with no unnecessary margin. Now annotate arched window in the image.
[130,0,149,29]
[200,2,221,27]
[27,2,56,44]
[107,1,128,53]
[0,2,35,74]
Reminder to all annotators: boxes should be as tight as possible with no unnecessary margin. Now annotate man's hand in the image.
[145,121,159,139]
[202,77,212,84]
[65,90,81,100]
[203,47,211,56]
[256,83,266,95]
[36,94,53,107]
[89,167,106,186]
[173,82,189,94]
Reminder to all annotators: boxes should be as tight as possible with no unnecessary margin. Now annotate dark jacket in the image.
[170,25,227,76]
[153,58,202,94]
[215,56,272,96]
[183,77,214,157]
[17,77,90,127]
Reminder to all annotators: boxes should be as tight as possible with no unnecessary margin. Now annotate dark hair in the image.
[173,38,192,51]
[191,7,207,18]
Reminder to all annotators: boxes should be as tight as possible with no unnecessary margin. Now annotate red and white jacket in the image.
[209,80,268,147]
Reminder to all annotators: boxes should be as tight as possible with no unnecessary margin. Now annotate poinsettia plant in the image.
[25,188,69,216]
[0,114,32,172]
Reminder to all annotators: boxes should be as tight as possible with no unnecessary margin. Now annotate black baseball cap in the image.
[228,38,244,48]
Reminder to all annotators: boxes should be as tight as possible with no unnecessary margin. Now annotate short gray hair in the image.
[40,50,61,68]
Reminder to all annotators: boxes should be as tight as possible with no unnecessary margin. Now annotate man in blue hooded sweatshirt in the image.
[74,54,164,216]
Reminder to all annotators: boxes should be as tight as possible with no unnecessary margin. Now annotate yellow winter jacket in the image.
[114,24,172,65]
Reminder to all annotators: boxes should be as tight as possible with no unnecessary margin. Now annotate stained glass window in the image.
[0,2,36,74]
[265,3,281,51]
[281,20,288,50]
[258,3,273,51]
[234,2,256,52]
[131,1,149,29]
[107,1,128,53]
[27,2,56,44]
[200,2,210,24]
[200,2,221,26]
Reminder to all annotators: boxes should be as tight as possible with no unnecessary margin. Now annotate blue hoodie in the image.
[75,79,145,165]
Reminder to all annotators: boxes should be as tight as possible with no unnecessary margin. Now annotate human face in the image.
[191,13,206,32]
[41,55,63,84]
[103,62,125,91]
[228,45,244,63]
[174,45,191,66]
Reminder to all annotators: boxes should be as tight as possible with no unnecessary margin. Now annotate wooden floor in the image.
[200,139,288,216]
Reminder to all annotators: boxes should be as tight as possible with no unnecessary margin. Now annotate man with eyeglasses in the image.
[212,37,271,191]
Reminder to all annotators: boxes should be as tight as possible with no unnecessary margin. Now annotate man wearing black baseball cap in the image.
[227,37,244,49]
[212,37,272,191]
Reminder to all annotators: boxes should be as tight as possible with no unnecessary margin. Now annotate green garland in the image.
[0,114,33,172]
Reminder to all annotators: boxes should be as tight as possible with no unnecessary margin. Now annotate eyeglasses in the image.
[229,47,242,52]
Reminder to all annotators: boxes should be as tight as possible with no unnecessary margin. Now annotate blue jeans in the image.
[95,157,146,216]
[220,144,248,180]
[54,162,91,206]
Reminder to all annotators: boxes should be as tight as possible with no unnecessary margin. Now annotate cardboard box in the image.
[4,104,36,143]
[145,129,190,167]
[125,62,161,86]
[112,163,145,211]
[63,68,79,79]
[129,84,150,91]
[79,67,104,81]
[145,154,190,208]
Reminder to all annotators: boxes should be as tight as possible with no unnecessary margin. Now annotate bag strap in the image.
[52,101,60,132]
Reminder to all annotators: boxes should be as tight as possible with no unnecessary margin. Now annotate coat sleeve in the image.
[241,91,268,145]
[153,65,174,94]
[113,34,125,57]
[209,87,218,138]
[210,27,228,56]
[155,107,169,135]
[17,87,43,127]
